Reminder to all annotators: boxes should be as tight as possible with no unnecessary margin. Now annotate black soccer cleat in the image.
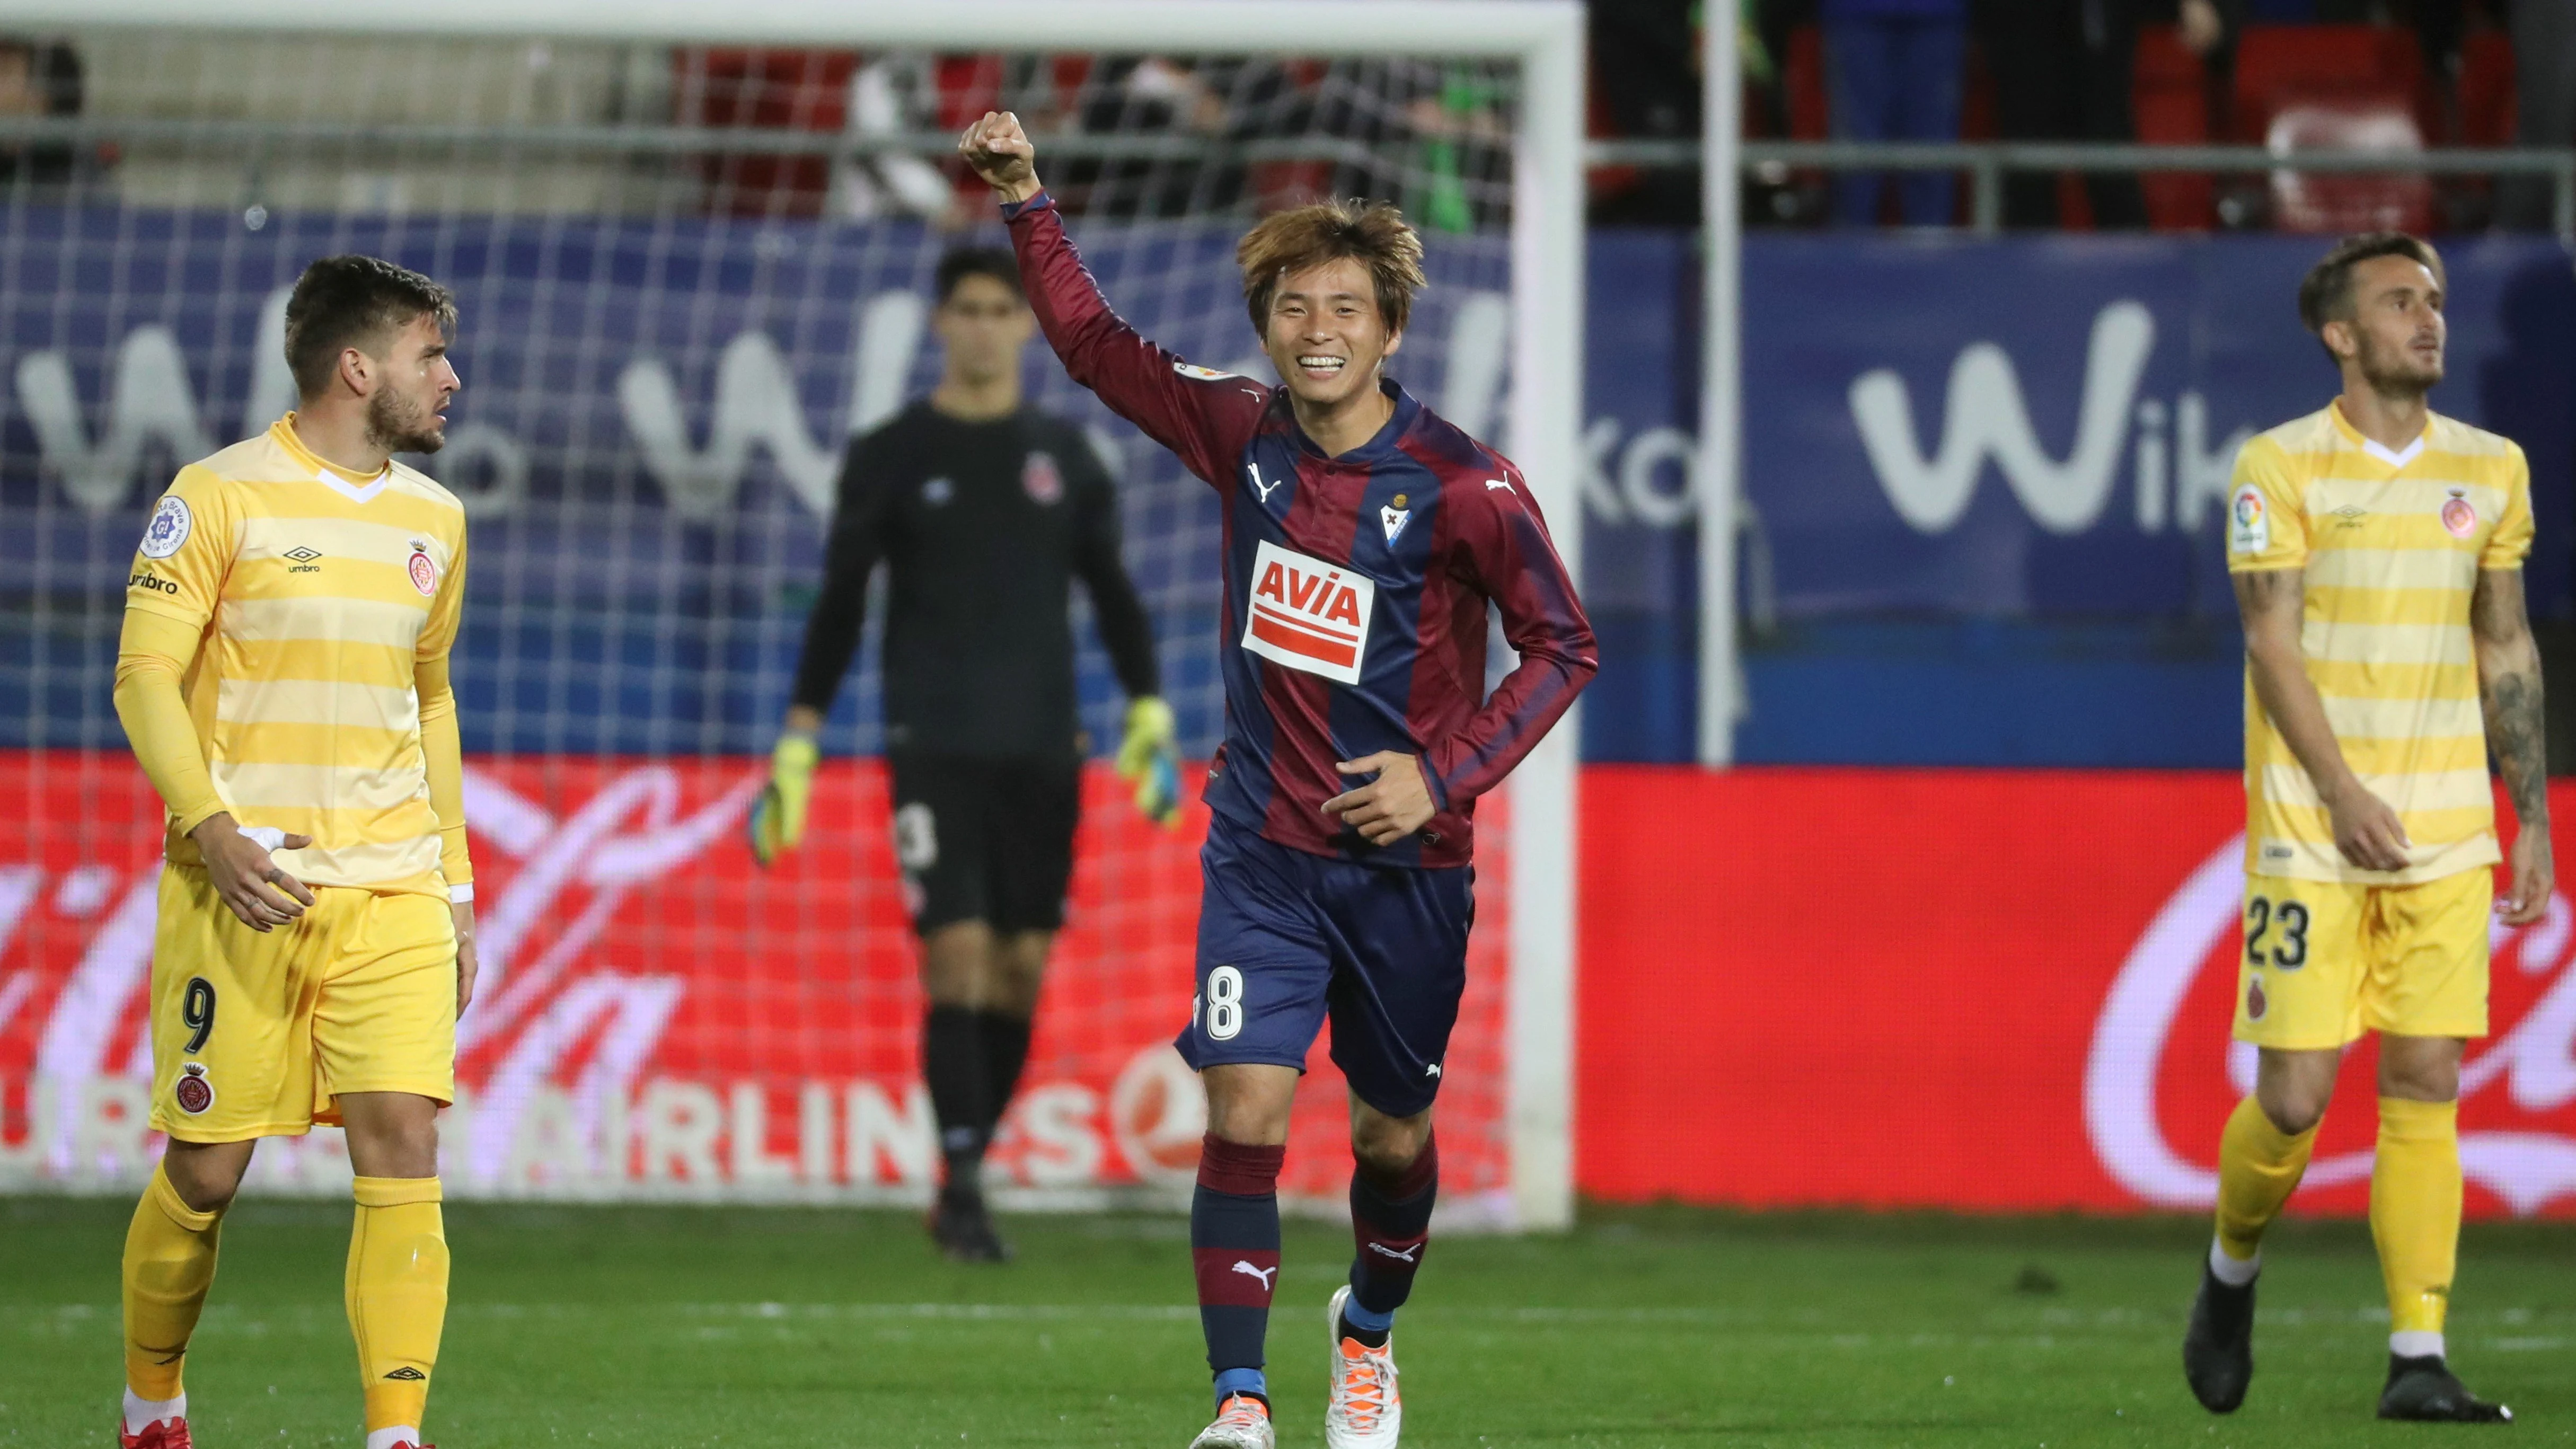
[2182,1262,2256,1413]
[928,1187,1013,1264]
[2378,1354,2513,1423]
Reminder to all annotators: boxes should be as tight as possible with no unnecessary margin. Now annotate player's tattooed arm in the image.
[2473,566,2552,923]
[2234,567,2411,873]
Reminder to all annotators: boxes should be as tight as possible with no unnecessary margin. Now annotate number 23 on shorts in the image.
[2245,895,2310,969]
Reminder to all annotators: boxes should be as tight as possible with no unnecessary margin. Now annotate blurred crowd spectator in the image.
[674,47,1513,232]
[0,37,85,190]
[1823,0,1967,226]
[1587,0,2572,233]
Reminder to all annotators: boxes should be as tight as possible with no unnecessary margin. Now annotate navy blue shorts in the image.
[1177,820,1475,1119]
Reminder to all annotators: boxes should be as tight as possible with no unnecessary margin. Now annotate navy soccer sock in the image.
[1343,1133,1438,1346]
[1193,1133,1286,1407]
[922,1004,989,1197]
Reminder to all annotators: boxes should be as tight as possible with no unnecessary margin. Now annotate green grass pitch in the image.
[4,1196,2569,1447]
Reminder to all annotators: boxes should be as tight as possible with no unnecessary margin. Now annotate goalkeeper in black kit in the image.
[753,246,1179,1261]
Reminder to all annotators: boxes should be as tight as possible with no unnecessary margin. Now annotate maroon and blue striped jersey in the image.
[1007,193,1596,868]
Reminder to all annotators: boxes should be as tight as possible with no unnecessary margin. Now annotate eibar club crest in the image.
[1380,492,1410,546]
[407,541,438,597]
[1022,450,1063,505]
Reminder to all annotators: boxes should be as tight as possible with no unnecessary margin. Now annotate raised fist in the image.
[958,110,1042,204]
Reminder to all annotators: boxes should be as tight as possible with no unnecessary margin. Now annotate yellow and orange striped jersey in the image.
[123,416,470,895]
[2228,401,2531,885]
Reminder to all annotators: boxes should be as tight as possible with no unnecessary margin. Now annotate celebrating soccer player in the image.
[751,246,1178,1262]
[112,256,477,1449]
[2185,232,2544,1425]
[959,112,1596,1449]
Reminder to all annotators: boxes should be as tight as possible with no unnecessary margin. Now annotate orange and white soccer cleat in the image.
[118,1415,191,1449]
[1326,1284,1402,1449]
[1188,1391,1274,1449]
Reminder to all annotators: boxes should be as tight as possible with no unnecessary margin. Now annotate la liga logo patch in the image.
[175,1062,215,1115]
[2228,485,2270,554]
[407,542,438,596]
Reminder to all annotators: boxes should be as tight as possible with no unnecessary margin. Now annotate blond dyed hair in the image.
[1236,199,1426,337]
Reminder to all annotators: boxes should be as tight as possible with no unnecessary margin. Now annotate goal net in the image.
[0,2,1583,1227]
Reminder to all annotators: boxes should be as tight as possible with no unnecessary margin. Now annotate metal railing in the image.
[4,117,2566,237]
[1585,137,2576,238]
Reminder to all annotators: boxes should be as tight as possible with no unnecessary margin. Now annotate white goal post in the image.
[14,0,1586,1228]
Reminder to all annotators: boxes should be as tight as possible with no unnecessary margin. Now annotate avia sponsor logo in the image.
[2086,833,2576,1216]
[1848,301,2257,537]
[1240,540,1375,686]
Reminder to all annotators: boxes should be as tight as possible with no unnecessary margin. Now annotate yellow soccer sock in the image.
[2213,1094,2318,1265]
[122,1163,224,1404]
[2371,1097,2460,1353]
[346,1176,449,1436]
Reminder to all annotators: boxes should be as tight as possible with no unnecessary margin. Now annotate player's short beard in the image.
[365,385,444,455]
[2353,326,2441,397]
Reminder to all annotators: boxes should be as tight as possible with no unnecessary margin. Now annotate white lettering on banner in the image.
[731,1081,803,1187]
[848,1080,937,1187]
[1011,1083,1105,1187]
[2085,833,2576,1215]
[641,1078,725,1183]
[1847,301,2257,538]
[15,325,215,516]
[1852,302,2152,534]
[1241,539,1376,686]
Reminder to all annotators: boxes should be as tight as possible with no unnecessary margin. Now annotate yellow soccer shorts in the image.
[2234,868,2491,1050]
[148,865,459,1142]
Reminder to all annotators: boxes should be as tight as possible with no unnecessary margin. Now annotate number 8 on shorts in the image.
[1204,965,1247,1041]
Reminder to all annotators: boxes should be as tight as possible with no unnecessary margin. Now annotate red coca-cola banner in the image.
[1578,767,2576,1220]
[0,752,1512,1211]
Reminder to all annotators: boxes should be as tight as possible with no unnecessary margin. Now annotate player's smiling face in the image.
[1262,256,1401,411]
[363,312,461,456]
[2334,254,2446,392]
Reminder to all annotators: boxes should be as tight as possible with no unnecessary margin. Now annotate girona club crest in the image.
[1021,450,1063,506]
[174,1062,214,1115]
[2085,834,2576,1216]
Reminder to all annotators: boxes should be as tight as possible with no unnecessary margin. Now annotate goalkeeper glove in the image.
[1114,695,1183,828]
[748,732,819,867]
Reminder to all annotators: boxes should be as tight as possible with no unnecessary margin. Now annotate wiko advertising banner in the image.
[1577,233,2576,761]
[1727,234,2576,621]
[1580,768,2576,1219]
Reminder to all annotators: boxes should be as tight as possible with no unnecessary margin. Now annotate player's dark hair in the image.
[2297,232,2443,349]
[936,247,1024,305]
[283,254,457,400]
[1237,199,1426,337]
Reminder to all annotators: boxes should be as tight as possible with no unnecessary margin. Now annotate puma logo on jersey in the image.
[1241,539,1376,686]
[1248,462,1285,504]
[1485,478,1513,492]
[1231,1260,1278,1289]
